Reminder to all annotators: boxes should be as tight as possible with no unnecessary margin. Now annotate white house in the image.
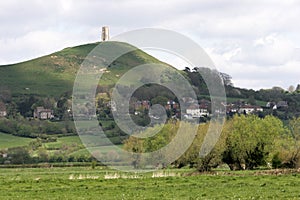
[34,107,53,120]
[238,105,263,114]
[186,104,209,118]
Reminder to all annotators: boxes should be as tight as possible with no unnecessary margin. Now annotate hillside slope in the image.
[0,42,163,97]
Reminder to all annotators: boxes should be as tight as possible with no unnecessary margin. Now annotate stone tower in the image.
[101,26,109,41]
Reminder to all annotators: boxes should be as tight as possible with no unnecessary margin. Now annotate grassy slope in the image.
[0,132,34,148]
[0,42,163,97]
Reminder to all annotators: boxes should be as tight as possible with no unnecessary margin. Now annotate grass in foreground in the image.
[0,167,299,199]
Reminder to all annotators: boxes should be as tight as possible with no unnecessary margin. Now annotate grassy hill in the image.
[0,42,163,97]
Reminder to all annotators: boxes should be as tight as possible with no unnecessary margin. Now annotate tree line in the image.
[124,115,300,171]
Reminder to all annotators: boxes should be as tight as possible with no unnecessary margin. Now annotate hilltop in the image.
[0,42,163,97]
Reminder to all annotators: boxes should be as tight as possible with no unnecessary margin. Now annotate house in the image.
[266,101,288,110]
[186,104,209,118]
[226,104,239,114]
[108,101,116,112]
[0,102,7,117]
[266,102,276,108]
[199,103,209,114]
[276,101,288,109]
[1,153,7,158]
[238,105,263,114]
[134,100,150,111]
[34,107,53,120]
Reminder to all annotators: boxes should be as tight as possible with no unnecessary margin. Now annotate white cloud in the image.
[232,34,296,66]
[207,41,300,90]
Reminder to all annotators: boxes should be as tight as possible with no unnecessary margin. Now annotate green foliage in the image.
[272,117,300,168]
[6,147,31,164]
[91,160,97,169]
[124,136,144,168]
[0,117,75,139]
[271,152,282,169]
[174,122,225,171]
[222,115,286,170]
[124,121,224,171]
[0,118,17,134]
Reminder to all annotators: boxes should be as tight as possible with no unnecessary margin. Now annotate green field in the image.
[0,167,299,199]
[43,136,83,150]
[0,132,34,149]
[0,132,124,159]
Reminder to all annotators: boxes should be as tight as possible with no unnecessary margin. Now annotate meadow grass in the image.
[0,167,299,199]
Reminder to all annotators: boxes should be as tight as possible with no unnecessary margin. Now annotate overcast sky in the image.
[1,0,299,90]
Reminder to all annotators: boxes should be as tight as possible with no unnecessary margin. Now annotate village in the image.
[126,97,289,121]
[0,96,289,122]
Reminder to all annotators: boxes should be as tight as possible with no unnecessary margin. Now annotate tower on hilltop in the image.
[101,26,109,41]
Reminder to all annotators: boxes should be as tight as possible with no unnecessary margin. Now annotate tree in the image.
[8,147,31,164]
[248,95,256,105]
[56,97,71,120]
[123,136,144,168]
[296,84,300,92]
[151,96,169,106]
[16,124,33,137]
[184,67,191,72]
[219,72,233,86]
[222,115,285,170]
[273,117,300,168]
[37,148,49,163]
[17,95,39,117]
[288,85,295,93]
[6,102,18,118]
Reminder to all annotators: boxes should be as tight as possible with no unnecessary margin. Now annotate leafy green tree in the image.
[173,122,226,171]
[272,117,300,168]
[151,96,168,106]
[124,121,224,171]
[222,115,285,170]
[17,95,39,117]
[43,121,63,134]
[0,118,17,134]
[124,136,144,168]
[16,124,33,137]
[124,121,179,168]
[37,148,49,163]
